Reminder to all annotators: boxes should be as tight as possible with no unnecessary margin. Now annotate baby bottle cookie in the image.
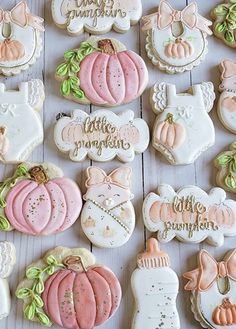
[81,166,135,248]
[0,79,44,164]
[184,248,236,328]
[131,238,180,329]
[0,1,44,76]
[218,59,236,133]
[55,36,148,106]
[0,163,82,235]
[141,0,212,74]
[151,82,215,165]
[54,109,150,162]
[51,0,142,35]
[16,246,122,328]
[0,241,16,320]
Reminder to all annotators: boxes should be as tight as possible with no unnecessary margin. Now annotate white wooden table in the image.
[1,0,236,328]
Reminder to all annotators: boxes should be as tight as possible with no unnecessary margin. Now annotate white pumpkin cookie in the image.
[151,82,215,165]
[141,0,212,74]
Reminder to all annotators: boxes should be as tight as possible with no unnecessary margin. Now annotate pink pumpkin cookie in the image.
[16,246,122,329]
[0,163,82,235]
[55,36,148,106]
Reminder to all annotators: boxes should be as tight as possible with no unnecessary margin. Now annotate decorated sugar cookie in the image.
[81,166,135,248]
[215,142,236,193]
[0,1,44,76]
[131,238,180,329]
[0,163,82,235]
[0,241,16,320]
[141,0,212,74]
[143,184,236,246]
[55,36,148,106]
[0,80,44,164]
[211,1,236,48]
[218,59,236,133]
[54,110,150,162]
[51,0,142,35]
[184,248,236,328]
[151,82,215,165]
[16,246,122,328]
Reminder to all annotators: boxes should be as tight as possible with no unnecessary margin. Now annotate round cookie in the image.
[55,36,148,106]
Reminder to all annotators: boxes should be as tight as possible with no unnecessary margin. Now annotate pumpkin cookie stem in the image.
[0,127,6,135]
[29,166,48,184]
[166,113,174,124]
[63,255,87,272]
[98,39,117,55]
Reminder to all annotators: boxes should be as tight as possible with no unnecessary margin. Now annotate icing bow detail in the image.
[86,166,132,189]
[0,1,44,32]
[183,249,236,292]
[141,0,212,35]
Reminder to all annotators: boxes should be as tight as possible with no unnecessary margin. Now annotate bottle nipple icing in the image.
[137,238,170,269]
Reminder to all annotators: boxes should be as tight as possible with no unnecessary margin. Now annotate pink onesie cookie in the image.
[55,36,148,106]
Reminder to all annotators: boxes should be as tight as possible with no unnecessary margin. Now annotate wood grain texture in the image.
[0,0,235,328]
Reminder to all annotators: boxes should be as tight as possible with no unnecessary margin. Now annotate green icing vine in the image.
[16,255,65,327]
[0,164,29,231]
[216,142,236,189]
[56,42,100,100]
[214,0,236,44]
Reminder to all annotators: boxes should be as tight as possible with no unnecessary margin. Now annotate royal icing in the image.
[0,163,82,235]
[141,0,212,74]
[218,59,236,134]
[211,1,236,48]
[0,80,44,164]
[151,82,215,165]
[0,241,16,320]
[81,166,135,248]
[55,36,148,106]
[54,110,150,162]
[16,246,122,328]
[215,142,236,193]
[0,1,44,76]
[131,238,180,329]
[51,0,142,35]
[184,249,236,328]
[143,184,236,247]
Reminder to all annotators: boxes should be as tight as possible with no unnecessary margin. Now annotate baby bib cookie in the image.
[54,109,150,162]
[211,1,236,48]
[141,0,212,74]
[0,163,82,235]
[51,0,142,35]
[55,36,148,106]
[215,142,236,193]
[143,184,236,247]
[151,82,215,165]
[218,59,236,133]
[81,166,135,248]
[16,246,122,329]
[131,238,180,329]
[0,79,44,164]
[183,248,236,328]
[0,1,44,76]
[0,241,16,320]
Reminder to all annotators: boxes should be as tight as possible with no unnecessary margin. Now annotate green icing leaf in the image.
[16,288,31,299]
[0,198,6,208]
[16,164,28,176]
[231,157,236,172]
[0,215,11,231]
[215,4,229,16]
[26,267,42,280]
[37,312,52,327]
[216,154,232,166]
[35,279,44,294]
[24,303,36,320]
[70,61,80,73]
[225,30,235,43]
[230,0,236,4]
[34,295,44,308]
[64,50,76,60]
[61,80,71,96]
[73,89,85,99]
[225,174,236,189]
[216,22,227,33]
[227,19,236,30]
[46,255,57,265]
[56,63,68,77]
[46,266,55,275]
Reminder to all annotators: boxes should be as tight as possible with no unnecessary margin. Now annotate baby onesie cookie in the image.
[55,36,148,106]
[141,0,212,74]
[215,142,236,193]
[0,163,82,235]
[51,0,142,35]
[0,1,44,76]
[54,110,150,162]
[16,246,122,328]
[0,241,16,320]
[151,82,215,165]
[143,184,236,247]
[131,238,180,329]
[0,80,44,164]
[218,59,236,133]
[211,1,236,48]
[81,166,135,248]
[183,248,236,328]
